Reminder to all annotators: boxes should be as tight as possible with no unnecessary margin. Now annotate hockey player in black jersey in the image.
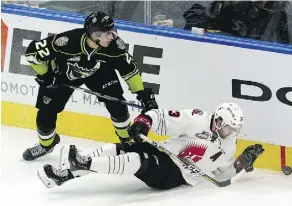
[23,12,158,161]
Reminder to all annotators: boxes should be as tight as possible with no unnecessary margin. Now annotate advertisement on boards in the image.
[1,12,292,145]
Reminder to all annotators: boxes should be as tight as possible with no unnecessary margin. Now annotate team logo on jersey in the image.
[43,96,52,104]
[195,131,210,139]
[67,56,81,62]
[66,62,100,80]
[54,36,69,46]
[178,142,207,163]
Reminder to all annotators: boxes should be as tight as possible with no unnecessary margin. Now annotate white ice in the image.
[1,125,291,206]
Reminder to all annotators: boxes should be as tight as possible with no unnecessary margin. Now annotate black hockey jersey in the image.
[25,28,143,92]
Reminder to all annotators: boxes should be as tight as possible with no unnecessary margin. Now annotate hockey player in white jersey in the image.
[37,102,264,189]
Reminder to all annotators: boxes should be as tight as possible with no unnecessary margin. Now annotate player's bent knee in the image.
[115,143,150,174]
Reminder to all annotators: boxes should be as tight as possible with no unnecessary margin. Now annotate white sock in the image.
[90,152,141,175]
[88,143,118,158]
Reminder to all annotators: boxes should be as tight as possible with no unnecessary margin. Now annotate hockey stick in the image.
[139,134,246,187]
[59,83,145,110]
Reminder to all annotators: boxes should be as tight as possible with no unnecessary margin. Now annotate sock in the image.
[90,152,141,175]
[89,143,118,158]
[38,128,56,147]
[112,115,131,139]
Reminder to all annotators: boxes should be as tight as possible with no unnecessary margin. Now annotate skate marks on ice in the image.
[1,126,292,206]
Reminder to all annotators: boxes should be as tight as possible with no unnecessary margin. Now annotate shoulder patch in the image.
[116,37,126,50]
[54,36,69,47]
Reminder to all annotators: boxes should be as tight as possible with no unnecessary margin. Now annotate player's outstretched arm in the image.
[212,144,265,181]
[111,37,158,113]
[234,144,264,173]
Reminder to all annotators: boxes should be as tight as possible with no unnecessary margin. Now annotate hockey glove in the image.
[127,114,153,143]
[136,88,158,113]
[35,72,57,89]
[234,144,264,173]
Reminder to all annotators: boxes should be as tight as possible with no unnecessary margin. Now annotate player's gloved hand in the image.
[127,114,152,143]
[234,144,264,173]
[136,88,158,113]
[35,72,57,89]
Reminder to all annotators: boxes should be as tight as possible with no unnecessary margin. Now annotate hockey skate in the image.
[23,134,60,161]
[59,145,92,171]
[37,164,74,188]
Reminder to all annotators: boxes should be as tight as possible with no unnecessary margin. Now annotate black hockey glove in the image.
[234,144,264,173]
[35,72,57,89]
[136,88,158,113]
[127,114,153,143]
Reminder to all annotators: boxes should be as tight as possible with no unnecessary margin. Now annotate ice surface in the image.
[1,125,291,206]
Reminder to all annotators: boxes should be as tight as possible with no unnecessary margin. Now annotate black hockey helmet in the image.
[84,12,115,36]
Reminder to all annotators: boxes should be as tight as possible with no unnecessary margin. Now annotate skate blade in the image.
[59,145,70,170]
[37,167,57,188]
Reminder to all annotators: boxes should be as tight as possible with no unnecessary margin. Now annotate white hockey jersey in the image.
[145,109,237,186]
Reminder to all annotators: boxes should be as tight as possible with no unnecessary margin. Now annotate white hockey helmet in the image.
[213,102,244,139]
